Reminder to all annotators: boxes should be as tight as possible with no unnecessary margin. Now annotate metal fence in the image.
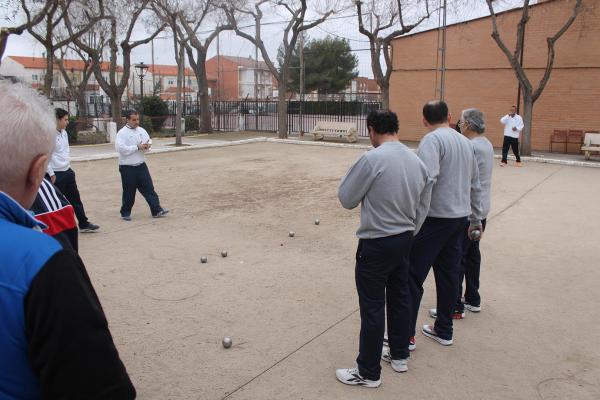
[76,98,381,137]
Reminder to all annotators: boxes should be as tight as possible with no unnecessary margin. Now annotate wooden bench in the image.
[311,121,358,143]
[582,132,600,160]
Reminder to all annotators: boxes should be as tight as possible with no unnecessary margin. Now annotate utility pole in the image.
[151,38,156,92]
[434,0,447,101]
[217,33,221,101]
[254,43,259,100]
[299,31,305,135]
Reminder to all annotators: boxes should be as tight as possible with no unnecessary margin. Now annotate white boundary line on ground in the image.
[71,136,600,168]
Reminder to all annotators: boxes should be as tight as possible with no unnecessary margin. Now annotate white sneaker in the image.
[464,303,481,313]
[335,367,381,388]
[422,324,453,346]
[381,348,408,373]
[384,334,416,351]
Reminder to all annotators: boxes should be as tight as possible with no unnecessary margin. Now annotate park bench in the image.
[311,121,358,143]
[581,132,600,160]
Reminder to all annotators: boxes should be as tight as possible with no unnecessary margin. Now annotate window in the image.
[168,79,175,85]
[32,74,39,81]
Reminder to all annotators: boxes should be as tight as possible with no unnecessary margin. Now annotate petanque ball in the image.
[222,336,232,348]
[289,231,295,237]
[315,219,320,225]
[201,256,208,263]
[221,250,228,258]
[470,229,481,241]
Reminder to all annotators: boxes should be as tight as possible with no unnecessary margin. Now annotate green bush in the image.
[66,116,78,143]
[184,116,199,132]
[139,115,154,134]
[138,96,168,133]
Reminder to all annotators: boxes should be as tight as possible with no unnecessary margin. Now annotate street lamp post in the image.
[134,62,149,127]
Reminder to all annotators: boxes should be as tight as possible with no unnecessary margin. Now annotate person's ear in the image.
[26,154,48,193]
[422,117,428,128]
[447,113,452,124]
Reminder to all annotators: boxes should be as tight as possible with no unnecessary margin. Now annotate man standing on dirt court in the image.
[335,109,432,388]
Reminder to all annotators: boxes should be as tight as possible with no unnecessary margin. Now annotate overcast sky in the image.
[2,0,522,78]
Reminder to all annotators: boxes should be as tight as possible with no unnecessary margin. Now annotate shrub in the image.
[138,96,168,133]
[66,116,78,143]
[184,116,199,132]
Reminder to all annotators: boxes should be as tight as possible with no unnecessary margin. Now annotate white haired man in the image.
[0,81,135,399]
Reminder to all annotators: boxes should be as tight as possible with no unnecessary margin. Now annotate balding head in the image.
[0,81,55,207]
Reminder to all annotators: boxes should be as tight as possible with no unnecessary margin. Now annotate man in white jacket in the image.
[500,105,523,166]
[115,110,168,221]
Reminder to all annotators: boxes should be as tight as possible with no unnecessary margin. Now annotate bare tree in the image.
[486,0,584,155]
[66,0,166,126]
[56,44,95,116]
[152,0,188,144]
[177,2,232,133]
[0,0,54,63]
[223,0,333,139]
[356,0,432,108]
[25,0,104,97]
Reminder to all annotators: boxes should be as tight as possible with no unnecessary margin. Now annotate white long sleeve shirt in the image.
[47,130,71,176]
[500,114,524,138]
[115,125,150,166]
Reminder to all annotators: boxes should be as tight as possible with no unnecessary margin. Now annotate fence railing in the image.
[74,99,381,137]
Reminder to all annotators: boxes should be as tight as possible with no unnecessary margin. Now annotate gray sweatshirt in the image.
[416,127,483,225]
[338,141,433,239]
[472,136,494,219]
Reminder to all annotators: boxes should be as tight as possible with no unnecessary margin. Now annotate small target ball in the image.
[222,336,232,348]
[289,231,295,237]
[201,256,208,263]
[315,219,320,225]
[221,250,228,257]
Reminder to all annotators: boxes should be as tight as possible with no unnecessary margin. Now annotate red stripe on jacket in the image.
[34,205,77,236]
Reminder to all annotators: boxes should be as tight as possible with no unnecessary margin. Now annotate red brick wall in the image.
[390,0,600,151]
[206,57,240,101]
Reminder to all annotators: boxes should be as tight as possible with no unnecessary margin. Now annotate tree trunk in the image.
[44,47,54,97]
[76,93,87,117]
[277,79,288,139]
[521,92,534,156]
[175,45,184,146]
[381,84,390,109]
[110,96,123,129]
[197,55,212,134]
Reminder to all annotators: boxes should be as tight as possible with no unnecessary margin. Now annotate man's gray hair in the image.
[0,81,55,187]
[461,108,486,134]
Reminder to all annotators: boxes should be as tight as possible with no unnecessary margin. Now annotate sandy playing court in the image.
[71,141,600,400]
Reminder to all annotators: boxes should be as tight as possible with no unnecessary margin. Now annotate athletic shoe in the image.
[121,214,132,221]
[422,324,453,346]
[383,335,416,352]
[464,303,481,313]
[335,367,381,388]
[429,308,465,319]
[152,209,169,218]
[79,222,99,232]
[516,161,523,167]
[500,163,506,167]
[381,348,408,373]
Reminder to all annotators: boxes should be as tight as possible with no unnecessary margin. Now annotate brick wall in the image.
[390,0,600,151]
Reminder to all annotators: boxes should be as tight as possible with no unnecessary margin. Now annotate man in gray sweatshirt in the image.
[409,101,483,347]
[336,110,432,388]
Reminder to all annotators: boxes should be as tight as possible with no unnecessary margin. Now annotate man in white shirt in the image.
[115,110,168,221]
[500,105,523,166]
[48,109,99,232]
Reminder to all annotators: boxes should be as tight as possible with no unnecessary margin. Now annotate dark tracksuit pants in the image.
[456,219,487,312]
[119,163,162,217]
[501,136,521,163]
[54,168,89,228]
[409,217,468,341]
[355,232,413,381]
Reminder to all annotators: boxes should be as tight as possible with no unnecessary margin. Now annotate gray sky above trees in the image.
[1,0,526,78]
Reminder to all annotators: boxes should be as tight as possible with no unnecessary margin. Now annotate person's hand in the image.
[137,143,149,151]
[468,224,483,241]
[50,175,56,184]
[512,127,517,131]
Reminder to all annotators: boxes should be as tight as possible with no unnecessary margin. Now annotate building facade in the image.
[205,55,275,101]
[389,0,600,151]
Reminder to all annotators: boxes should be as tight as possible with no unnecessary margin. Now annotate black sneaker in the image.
[152,209,169,218]
[121,214,132,221]
[79,222,100,232]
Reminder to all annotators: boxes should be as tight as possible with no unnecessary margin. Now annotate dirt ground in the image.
[71,141,600,400]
